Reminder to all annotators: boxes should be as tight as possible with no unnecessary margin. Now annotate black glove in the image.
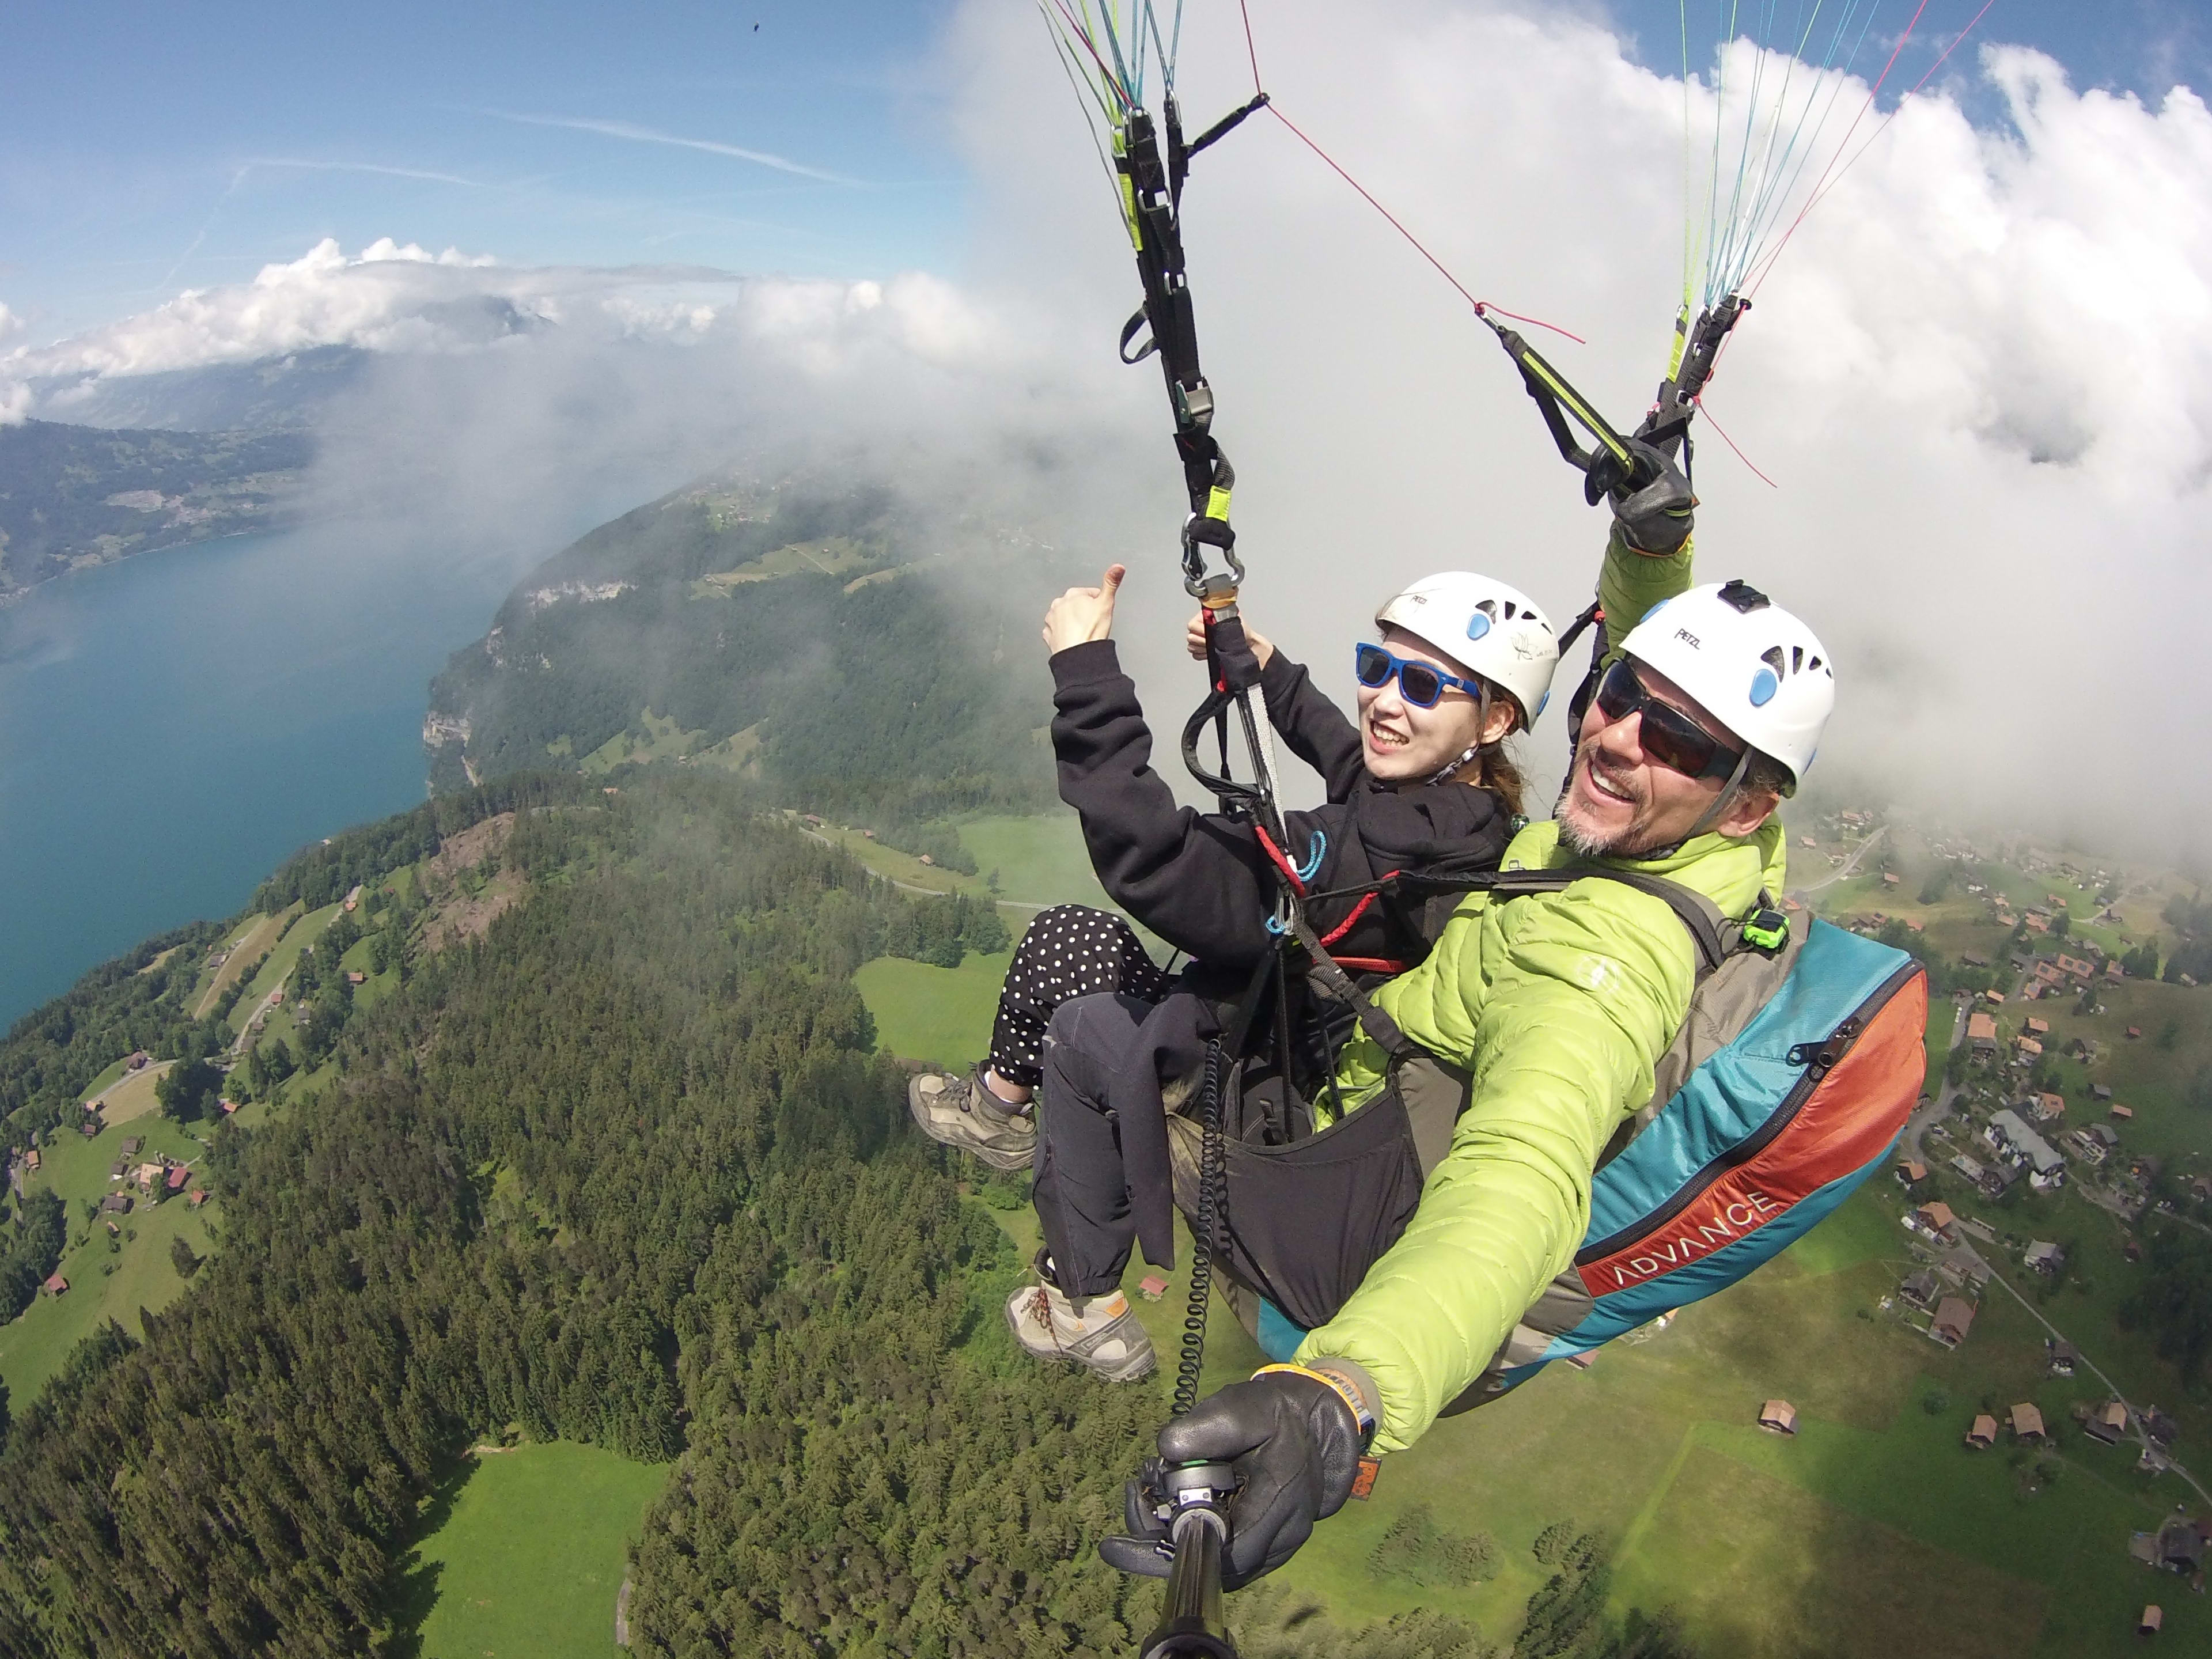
[1103,1371,1366,1589]
[1600,438,1695,556]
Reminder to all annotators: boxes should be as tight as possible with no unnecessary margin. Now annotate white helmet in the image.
[1374,572,1560,732]
[1616,579,1834,791]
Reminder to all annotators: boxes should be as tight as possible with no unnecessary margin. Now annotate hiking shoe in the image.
[1005,1279,1157,1382]
[908,1068,1035,1172]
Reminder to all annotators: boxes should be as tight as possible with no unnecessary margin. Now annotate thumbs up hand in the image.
[1042,564,1128,656]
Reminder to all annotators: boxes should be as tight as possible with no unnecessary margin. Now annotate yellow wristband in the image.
[1253,1362,1375,1440]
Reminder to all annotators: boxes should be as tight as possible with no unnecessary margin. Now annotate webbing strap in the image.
[1286,910,1421,1065]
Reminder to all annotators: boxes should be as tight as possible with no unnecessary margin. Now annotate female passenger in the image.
[908,562,1562,1178]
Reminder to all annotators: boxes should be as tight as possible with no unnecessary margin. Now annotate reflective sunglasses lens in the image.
[1354,643,1393,687]
[1638,705,1721,778]
[1397,662,1445,707]
[1594,660,1641,720]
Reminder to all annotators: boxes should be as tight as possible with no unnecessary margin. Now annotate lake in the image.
[0,522,522,1028]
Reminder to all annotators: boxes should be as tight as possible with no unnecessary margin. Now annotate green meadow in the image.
[402,1442,668,1659]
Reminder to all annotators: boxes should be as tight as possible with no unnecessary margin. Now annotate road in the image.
[1793,823,1888,897]
[1900,995,1968,1166]
[795,825,1059,908]
[1971,1254,2212,1509]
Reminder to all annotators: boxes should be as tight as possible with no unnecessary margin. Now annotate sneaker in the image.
[908,1067,1035,1172]
[1005,1279,1157,1382]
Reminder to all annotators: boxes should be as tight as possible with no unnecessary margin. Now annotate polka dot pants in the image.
[988,904,1173,1089]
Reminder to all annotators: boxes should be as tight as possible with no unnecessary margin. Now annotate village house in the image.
[1987,1109,2067,1189]
[2153,1518,2205,1575]
[166,1165,189,1194]
[2025,1241,2065,1275]
[1137,1274,1169,1302]
[2024,1016,2050,1038]
[101,1192,132,1215]
[1910,1202,1958,1242]
[120,1137,142,1156]
[23,1149,40,1172]
[1942,1248,1991,1290]
[42,1272,67,1298]
[2084,1400,2129,1444]
[1967,1012,1998,1056]
[2138,1605,2161,1638]
[1984,988,2006,1004]
[2126,1025,2142,1040]
[1931,1297,1976,1348]
[1961,950,1990,968]
[2111,1101,2135,1121]
[1949,1154,1985,1184]
[1758,1400,1797,1435]
[1896,1158,1928,1186]
[2009,1402,2046,1443]
[1965,1415,1997,1450]
[2047,1338,2078,1378]
[2031,1091,2066,1123]
[1899,1270,1939,1310]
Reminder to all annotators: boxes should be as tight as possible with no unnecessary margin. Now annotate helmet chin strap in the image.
[1426,686,1492,786]
[1631,745,1755,861]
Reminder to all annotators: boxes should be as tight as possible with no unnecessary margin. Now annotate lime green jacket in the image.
[1296,817,1790,1452]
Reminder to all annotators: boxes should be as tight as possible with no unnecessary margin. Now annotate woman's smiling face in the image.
[1355,625,1499,782]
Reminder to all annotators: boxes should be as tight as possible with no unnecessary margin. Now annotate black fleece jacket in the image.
[1048,640,1513,971]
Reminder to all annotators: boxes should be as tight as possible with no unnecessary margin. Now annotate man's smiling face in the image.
[1558,658,1773,856]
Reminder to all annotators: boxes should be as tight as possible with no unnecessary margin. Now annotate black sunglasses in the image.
[1592,660,1744,782]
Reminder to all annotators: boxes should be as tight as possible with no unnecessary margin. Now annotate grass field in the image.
[89,1059,173,1124]
[191,908,293,1018]
[0,1108,218,1404]
[226,901,341,1035]
[855,949,1013,1069]
[400,1442,668,1659]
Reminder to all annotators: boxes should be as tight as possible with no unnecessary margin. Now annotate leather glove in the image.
[1101,1370,1366,1589]
[1599,437,1695,555]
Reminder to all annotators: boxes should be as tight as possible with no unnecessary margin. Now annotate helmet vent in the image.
[1807,654,1823,673]
[1760,646,1786,675]
[1790,646,1803,673]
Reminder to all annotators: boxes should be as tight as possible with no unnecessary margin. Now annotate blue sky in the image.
[3,0,2205,346]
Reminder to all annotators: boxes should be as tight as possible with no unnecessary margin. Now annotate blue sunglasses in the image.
[1354,642,1482,709]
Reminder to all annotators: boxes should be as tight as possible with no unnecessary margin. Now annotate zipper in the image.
[1577,960,1923,1267]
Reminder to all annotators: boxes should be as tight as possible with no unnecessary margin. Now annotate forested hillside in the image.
[0,774,1166,1656]
[0,418,312,599]
[422,472,1066,836]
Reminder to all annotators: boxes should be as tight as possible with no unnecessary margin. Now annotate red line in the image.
[1474,301,1588,346]
[1264,102,1487,308]
[1263,102,1586,345]
[1238,0,1263,97]
[1692,395,1778,488]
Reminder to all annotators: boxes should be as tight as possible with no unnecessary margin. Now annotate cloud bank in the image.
[5,0,2210,858]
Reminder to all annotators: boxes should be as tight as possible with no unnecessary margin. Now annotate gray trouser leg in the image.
[1030,991,1155,1298]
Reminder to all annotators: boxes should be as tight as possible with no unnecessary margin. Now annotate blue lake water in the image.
[0,524,521,1029]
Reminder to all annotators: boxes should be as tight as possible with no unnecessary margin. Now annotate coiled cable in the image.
[1172,1035,1227,1418]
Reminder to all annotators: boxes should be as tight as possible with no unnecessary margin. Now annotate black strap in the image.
[1285,910,1421,1065]
[1306,864,1738,979]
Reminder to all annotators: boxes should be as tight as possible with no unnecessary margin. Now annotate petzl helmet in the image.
[1374,572,1560,732]
[1616,579,1833,791]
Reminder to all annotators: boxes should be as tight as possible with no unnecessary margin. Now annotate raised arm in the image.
[1185,610,1366,802]
[1049,638,1279,965]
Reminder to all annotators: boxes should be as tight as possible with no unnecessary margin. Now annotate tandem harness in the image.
[1167,863,1926,1412]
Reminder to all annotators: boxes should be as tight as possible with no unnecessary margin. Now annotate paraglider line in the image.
[1693,393,1777,487]
[1740,0,1936,295]
[1749,0,1996,294]
[1238,0,1263,96]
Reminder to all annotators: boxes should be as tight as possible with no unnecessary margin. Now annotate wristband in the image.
[1253,1362,1377,1446]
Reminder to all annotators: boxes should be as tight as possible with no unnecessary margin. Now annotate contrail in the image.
[488,111,861,185]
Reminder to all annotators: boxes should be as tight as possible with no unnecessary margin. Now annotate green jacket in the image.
[1296,817,1790,1452]
[1599,525,1692,660]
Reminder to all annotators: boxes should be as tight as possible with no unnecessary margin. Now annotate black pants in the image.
[988,904,1172,1089]
[1032,987,1434,1330]
[1029,990,1171,1297]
